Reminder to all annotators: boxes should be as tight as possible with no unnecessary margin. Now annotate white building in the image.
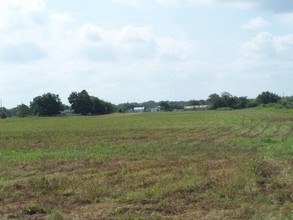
[133,107,146,113]
[184,105,210,110]
[151,106,161,112]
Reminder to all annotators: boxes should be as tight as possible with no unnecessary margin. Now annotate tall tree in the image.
[91,96,104,115]
[30,93,63,116]
[221,92,236,108]
[256,91,281,104]
[68,90,93,115]
[16,104,31,117]
[234,96,249,109]
[207,93,224,109]
[91,96,114,115]
[159,101,171,111]
[102,101,114,114]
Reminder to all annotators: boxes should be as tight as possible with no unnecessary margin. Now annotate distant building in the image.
[59,109,75,116]
[151,106,161,112]
[133,107,146,113]
[184,105,210,110]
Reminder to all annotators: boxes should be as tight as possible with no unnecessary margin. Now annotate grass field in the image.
[0,109,292,219]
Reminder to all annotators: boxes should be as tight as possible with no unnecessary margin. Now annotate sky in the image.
[0,0,293,108]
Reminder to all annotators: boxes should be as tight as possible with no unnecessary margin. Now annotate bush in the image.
[246,100,258,108]
[279,99,293,109]
[0,111,7,119]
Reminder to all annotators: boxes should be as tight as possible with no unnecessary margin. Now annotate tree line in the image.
[4,90,114,118]
[116,91,292,112]
[207,91,292,110]
[1,90,292,118]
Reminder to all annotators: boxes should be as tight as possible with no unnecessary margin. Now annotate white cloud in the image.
[219,0,293,12]
[156,37,193,60]
[211,31,293,98]
[112,0,253,9]
[112,0,144,7]
[78,23,112,43]
[154,0,214,7]
[112,0,293,12]
[0,42,46,63]
[1,0,193,63]
[278,13,293,26]
[111,0,224,8]
[0,0,48,63]
[117,26,154,42]
[0,0,45,30]
[241,17,270,30]
[240,32,293,60]
[256,0,293,13]
[50,13,73,24]
[272,34,293,58]
[0,0,197,107]
[0,0,44,11]
[73,24,193,61]
[231,31,293,86]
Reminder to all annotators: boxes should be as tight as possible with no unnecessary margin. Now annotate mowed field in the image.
[0,109,292,220]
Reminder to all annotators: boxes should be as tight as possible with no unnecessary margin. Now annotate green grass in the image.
[0,109,292,219]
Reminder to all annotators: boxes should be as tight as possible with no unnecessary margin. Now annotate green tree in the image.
[234,96,249,109]
[117,102,139,113]
[0,111,7,119]
[159,101,171,111]
[279,96,293,109]
[256,91,281,105]
[169,101,184,110]
[91,96,103,115]
[208,92,249,110]
[30,93,63,116]
[246,99,258,108]
[188,100,200,106]
[207,93,224,109]
[68,90,93,115]
[221,92,236,108]
[102,101,114,114]
[16,104,31,117]
[91,96,114,115]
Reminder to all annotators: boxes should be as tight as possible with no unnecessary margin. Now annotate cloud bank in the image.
[114,0,293,12]
[0,0,292,108]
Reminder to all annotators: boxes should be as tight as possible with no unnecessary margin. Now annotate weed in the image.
[24,203,45,215]
[46,209,64,220]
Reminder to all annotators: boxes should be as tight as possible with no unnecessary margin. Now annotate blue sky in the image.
[0,0,293,108]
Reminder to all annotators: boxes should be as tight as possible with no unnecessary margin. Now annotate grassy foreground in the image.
[0,109,292,219]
